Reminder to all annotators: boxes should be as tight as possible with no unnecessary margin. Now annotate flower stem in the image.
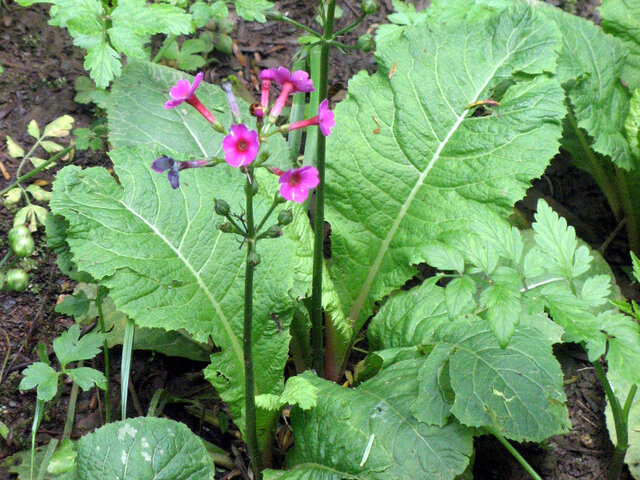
[96,294,111,423]
[333,12,366,37]
[152,34,175,64]
[243,170,262,480]
[278,15,321,37]
[592,360,636,479]
[488,427,543,480]
[310,0,336,377]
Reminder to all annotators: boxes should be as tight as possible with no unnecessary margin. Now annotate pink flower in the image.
[260,68,276,110]
[164,73,224,132]
[280,99,335,137]
[269,67,315,120]
[164,72,203,109]
[222,124,259,167]
[278,166,319,203]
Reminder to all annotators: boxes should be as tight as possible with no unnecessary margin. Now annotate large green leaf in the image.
[423,318,571,442]
[599,0,640,89]
[550,8,633,169]
[325,7,565,346]
[52,62,304,432]
[286,366,474,480]
[74,417,214,479]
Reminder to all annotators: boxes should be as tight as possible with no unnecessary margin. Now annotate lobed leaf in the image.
[599,0,640,89]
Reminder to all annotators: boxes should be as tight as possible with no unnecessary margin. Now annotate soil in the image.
[0,0,636,479]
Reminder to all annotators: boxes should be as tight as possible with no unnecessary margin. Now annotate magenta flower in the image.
[259,68,276,111]
[152,156,207,189]
[222,124,260,167]
[269,67,315,120]
[164,72,204,109]
[281,99,335,137]
[164,73,224,132]
[278,166,320,203]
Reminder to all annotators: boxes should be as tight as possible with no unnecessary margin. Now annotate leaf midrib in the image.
[118,199,244,368]
[348,26,540,325]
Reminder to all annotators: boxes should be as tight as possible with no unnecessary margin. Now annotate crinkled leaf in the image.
[327,7,564,350]
[255,375,318,412]
[599,311,640,384]
[599,0,640,88]
[264,465,356,480]
[56,61,303,436]
[626,89,640,158]
[234,0,273,22]
[444,275,476,319]
[75,417,214,479]
[551,7,633,168]
[423,244,464,273]
[65,367,107,391]
[368,277,449,351]
[480,282,521,347]
[429,318,571,442]
[84,40,121,89]
[52,324,104,369]
[19,362,58,402]
[286,367,473,480]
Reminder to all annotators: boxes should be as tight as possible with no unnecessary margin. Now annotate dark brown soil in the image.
[0,1,635,479]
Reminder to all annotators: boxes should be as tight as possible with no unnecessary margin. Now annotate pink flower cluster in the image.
[158,67,335,203]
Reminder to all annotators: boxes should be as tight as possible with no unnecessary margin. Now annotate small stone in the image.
[580,433,594,448]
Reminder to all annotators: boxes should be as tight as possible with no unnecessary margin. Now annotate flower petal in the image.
[298,166,320,189]
[152,156,174,172]
[168,168,180,189]
[169,79,192,100]
[274,66,292,86]
[189,72,204,96]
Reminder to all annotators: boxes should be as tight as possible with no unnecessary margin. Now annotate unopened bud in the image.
[248,251,261,266]
[264,8,284,20]
[360,0,378,15]
[277,209,293,226]
[218,222,235,233]
[245,178,259,196]
[214,199,230,216]
[266,225,283,238]
[357,33,376,52]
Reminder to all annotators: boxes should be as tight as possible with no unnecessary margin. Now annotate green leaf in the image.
[43,115,74,138]
[427,317,571,441]
[74,417,215,479]
[480,282,521,347]
[234,0,274,22]
[65,367,107,391]
[6,136,24,158]
[19,362,59,402]
[599,0,640,89]
[56,61,302,436]
[599,311,640,384]
[626,89,640,158]
[27,120,40,139]
[368,277,449,350]
[255,375,318,411]
[605,370,640,479]
[55,290,91,317]
[84,40,121,89]
[444,275,476,319]
[26,184,52,202]
[632,251,640,283]
[551,7,633,169]
[0,421,8,440]
[532,199,591,281]
[47,439,76,475]
[52,324,105,369]
[326,7,564,347]
[423,244,464,273]
[14,204,48,232]
[286,367,473,480]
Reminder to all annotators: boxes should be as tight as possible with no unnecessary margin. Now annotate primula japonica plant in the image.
[36,2,640,480]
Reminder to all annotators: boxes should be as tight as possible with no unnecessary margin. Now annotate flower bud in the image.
[360,0,378,15]
[264,8,284,20]
[357,33,376,52]
[217,222,235,233]
[277,209,293,226]
[214,198,230,216]
[266,225,283,238]
[245,178,259,196]
[248,251,261,266]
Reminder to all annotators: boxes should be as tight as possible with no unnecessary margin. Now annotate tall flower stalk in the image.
[158,66,331,478]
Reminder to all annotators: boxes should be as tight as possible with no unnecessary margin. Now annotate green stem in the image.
[121,318,135,420]
[96,296,111,423]
[310,0,336,377]
[62,362,81,441]
[278,15,321,37]
[0,250,14,270]
[333,12,366,37]
[243,170,262,480]
[566,110,622,220]
[29,399,45,480]
[255,198,279,233]
[592,360,632,480]
[152,34,176,64]
[290,306,312,373]
[489,427,543,480]
[0,146,73,197]
[287,55,309,165]
[614,167,640,255]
